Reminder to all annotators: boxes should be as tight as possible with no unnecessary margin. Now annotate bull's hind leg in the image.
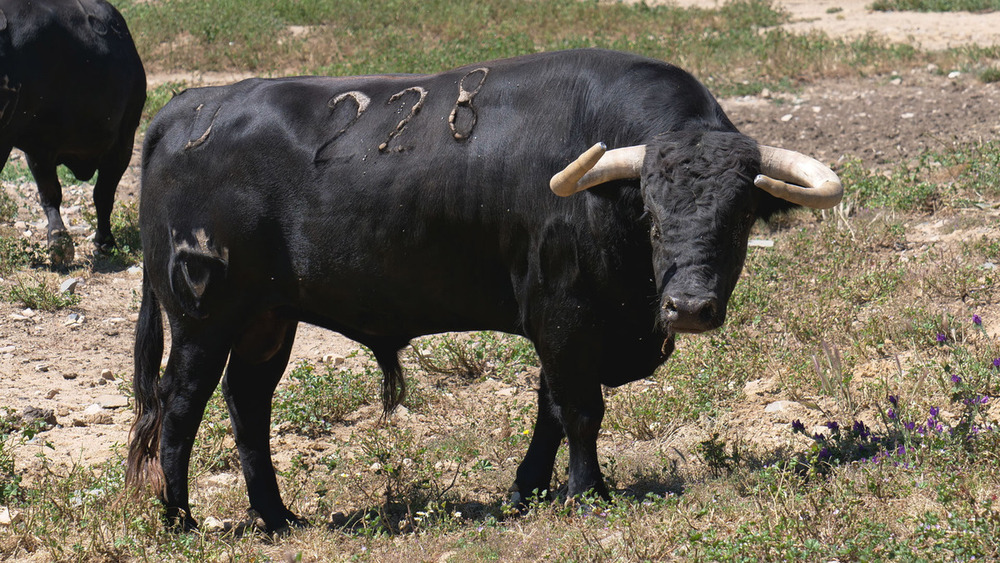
[92,143,133,252]
[158,327,232,531]
[222,313,302,534]
[25,152,73,265]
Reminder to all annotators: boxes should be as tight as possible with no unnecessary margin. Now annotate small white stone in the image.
[948,71,961,79]
[59,278,79,294]
[780,114,793,122]
[202,516,226,532]
[0,507,23,526]
[100,369,115,380]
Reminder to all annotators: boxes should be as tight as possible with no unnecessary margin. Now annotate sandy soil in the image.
[664,0,1000,50]
[2,0,1000,495]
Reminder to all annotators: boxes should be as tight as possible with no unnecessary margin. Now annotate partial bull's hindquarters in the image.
[0,0,146,265]
[127,48,842,533]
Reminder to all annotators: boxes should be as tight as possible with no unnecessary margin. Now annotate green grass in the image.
[112,0,949,97]
[871,0,1000,11]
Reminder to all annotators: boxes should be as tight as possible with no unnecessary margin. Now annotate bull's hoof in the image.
[47,230,75,267]
[93,233,117,255]
[163,507,198,533]
[246,508,309,537]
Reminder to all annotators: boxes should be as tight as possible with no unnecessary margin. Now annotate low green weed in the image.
[273,359,379,437]
[410,332,538,383]
[4,276,80,311]
[0,189,16,222]
[0,236,45,275]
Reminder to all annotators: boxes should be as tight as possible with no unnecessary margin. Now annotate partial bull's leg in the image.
[158,330,231,531]
[547,369,608,499]
[513,374,565,502]
[222,315,303,533]
[25,152,73,265]
[92,143,132,252]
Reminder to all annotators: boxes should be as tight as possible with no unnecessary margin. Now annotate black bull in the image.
[0,0,145,264]
[128,49,841,532]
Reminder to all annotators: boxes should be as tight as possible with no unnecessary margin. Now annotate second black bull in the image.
[128,48,842,532]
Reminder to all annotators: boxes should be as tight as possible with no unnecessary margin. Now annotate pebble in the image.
[948,70,961,79]
[62,372,79,380]
[22,405,58,426]
[100,369,115,381]
[780,114,793,122]
[202,516,226,532]
[96,394,128,409]
[0,507,23,526]
[59,278,80,294]
[748,239,774,248]
[321,353,346,366]
[65,313,84,326]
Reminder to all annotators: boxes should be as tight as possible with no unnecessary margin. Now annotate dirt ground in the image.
[3,1,1000,493]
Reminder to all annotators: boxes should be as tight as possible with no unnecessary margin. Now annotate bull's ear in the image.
[550,144,645,196]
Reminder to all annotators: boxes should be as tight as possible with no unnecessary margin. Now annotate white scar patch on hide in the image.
[378,86,427,153]
[170,228,229,298]
[329,91,371,117]
[449,67,488,140]
[184,104,220,151]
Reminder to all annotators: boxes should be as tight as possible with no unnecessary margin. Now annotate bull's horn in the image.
[550,143,646,197]
[755,145,843,209]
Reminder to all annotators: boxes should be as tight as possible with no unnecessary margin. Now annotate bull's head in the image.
[549,131,842,335]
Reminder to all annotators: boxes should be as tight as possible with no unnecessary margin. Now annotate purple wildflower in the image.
[974,314,983,326]
[951,374,962,384]
[888,395,898,406]
[826,421,840,432]
[905,421,916,431]
[818,447,831,461]
[993,358,1000,369]
[888,408,896,419]
[897,445,906,455]
[930,406,939,417]
[981,396,989,405]
[852,421,870,439]
[813,433,826,441]
[936,333,947,343]
[791,419,806,433]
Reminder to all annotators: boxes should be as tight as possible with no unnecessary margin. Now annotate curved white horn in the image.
[755,145,843,209]
[550,143,646,197]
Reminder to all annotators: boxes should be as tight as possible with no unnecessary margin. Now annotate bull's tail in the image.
[126,271,166,498]
[370,339,407,416]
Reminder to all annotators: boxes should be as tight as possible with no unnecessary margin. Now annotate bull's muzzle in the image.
[661,294,721,334]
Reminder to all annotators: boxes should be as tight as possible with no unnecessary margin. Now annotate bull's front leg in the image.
[515,339,610,505]
[546,370,608,499]
[513,374,565,503]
